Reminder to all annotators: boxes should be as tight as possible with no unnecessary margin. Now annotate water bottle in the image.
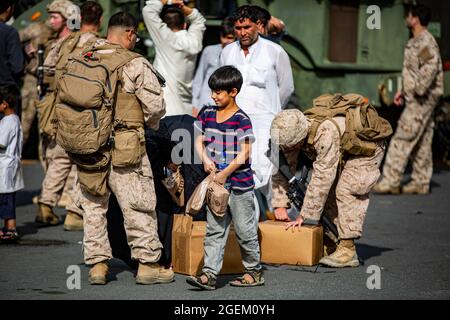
[217,151,228,171]
[216,151,231,189]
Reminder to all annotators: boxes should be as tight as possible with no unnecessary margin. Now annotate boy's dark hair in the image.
[108,11,137,30]
[161,6,185,30]
[208,66,243,93]
[409,4,431,26]
[220,17,235,37]
[81,1,103,26]
[0,85,19,110]
[0,0,16,14]
[252,5,271,28]
[230,5,259,24]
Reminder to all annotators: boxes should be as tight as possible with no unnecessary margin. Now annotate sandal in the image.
[186,272,216,290]
[229,270,265,287]
[0,228,19,243]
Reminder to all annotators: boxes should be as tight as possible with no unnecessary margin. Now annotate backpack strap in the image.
[306,119,321,145]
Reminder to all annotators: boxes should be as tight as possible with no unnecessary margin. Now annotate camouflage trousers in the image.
[79,155,162,265]
[21,73,38,144]
[380,101,435,187]
[320,144,385,239]
[38,136,82,215]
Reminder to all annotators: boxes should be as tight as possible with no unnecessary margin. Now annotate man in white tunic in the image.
[142,0,206,116]
[220,5,294,192]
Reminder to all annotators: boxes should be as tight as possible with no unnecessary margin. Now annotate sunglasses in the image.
[126,29,140,43]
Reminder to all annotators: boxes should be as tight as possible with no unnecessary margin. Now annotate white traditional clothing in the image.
[191,43,222,109]
[220,36,294,188]
[0,114,24,193]
[143,0,206,116]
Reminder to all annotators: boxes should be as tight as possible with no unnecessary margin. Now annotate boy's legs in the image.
[202,205,232,278]
[229,190,262,273]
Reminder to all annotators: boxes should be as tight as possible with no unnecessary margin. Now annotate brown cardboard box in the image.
[258,220,323,266]
[172,214,244,276]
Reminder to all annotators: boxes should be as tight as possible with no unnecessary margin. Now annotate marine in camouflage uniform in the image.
[36,0,102,230]
[78,16,173,285]
[38,31,100,228]
[373,5,444,195]
[270,109,385,267]
[19,21,54,144]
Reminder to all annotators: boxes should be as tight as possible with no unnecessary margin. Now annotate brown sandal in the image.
[229,270,265,287]
[186,272,216,290]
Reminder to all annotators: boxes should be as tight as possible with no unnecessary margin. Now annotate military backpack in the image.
[304,93,393,157]
[55,43,141,156]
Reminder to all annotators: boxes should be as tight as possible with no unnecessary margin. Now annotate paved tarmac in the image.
[1,161,450,300]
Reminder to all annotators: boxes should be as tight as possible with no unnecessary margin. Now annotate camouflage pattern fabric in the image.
[379,29,443,188]
[271,117,385,239]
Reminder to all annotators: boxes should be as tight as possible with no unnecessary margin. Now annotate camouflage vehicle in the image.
[13,0,450,159]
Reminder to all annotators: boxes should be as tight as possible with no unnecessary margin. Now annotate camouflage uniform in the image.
[79,40,165,265]
[271,115,385,240]
[377,30,444,190]
[19,22,54,144]
[38,31,98,216]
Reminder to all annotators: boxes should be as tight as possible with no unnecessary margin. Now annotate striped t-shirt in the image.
[194,106,255,192]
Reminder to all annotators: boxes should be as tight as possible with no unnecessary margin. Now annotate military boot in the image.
[89,261,109,285]
[35,203,60,226]
[64,211,84,231]
[319,239,359,268]
[402,182,429,195]
[136,262,175,285]
[372,180,401,195]
[323,234,337,257]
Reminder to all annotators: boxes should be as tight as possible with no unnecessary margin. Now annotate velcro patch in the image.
[419,47,433,62]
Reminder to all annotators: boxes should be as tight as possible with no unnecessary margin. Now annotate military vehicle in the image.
[13,0,450,159]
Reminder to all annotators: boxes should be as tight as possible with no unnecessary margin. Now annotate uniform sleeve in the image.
[276,48,294,108]
[123,57,166,130]
[271,148,300,208]
[300,121,340,222]
[414,43,441,96]
[236,115,255,143]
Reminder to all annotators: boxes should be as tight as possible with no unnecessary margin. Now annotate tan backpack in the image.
[54,43,141,156]
[38,31,98,137]
[304,93,393,157]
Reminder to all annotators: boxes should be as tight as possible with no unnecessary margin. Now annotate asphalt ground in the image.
[1,161,450,300]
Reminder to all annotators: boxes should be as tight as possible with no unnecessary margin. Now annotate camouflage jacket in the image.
[272,117,345,221]
[92,39,166,130]
[402,29,444,104]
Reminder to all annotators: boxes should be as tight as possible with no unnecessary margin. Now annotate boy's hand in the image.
[203,157,216,174]
[214,171,228,186]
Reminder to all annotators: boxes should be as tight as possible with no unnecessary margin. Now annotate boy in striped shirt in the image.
[187,66,264,290]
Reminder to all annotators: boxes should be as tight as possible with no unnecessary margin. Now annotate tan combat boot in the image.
[89,261,109,285]
[372,180,401,195]
[323,234,337,257]
[64,211,84,231]
[319,239,359,268]
[35,203,60,226]
[402,182,429,195]
[136,262,175,285]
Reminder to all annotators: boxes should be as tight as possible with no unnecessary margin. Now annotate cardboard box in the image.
[172,214,244,276]
[258,220,323,266]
